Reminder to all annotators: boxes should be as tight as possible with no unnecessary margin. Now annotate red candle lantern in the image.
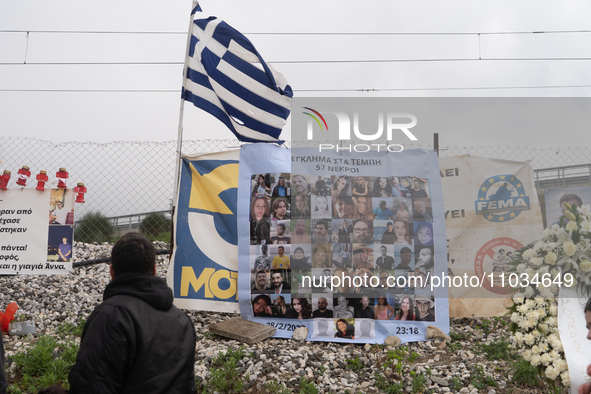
[0,170,11,190]
[74,182,87,203]
[16,166,31,187]
[56,168,69,189]
[36,170,48,191]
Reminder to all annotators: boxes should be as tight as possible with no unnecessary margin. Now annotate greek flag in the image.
[182,16,293,143]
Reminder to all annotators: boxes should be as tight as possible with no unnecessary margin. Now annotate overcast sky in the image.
[1,1,591,148]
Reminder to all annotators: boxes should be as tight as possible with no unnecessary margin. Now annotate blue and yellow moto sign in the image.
[168,151,241,312]
[475,174,530,223]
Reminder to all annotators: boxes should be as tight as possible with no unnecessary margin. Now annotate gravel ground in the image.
[1,241,565,393]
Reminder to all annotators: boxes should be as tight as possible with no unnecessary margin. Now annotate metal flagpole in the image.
[173,0,199,209]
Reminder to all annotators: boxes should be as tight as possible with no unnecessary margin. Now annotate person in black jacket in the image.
[68,233,197,394]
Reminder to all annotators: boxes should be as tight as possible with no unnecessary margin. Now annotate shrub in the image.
[76,211,115,243]
[140,212,171,238]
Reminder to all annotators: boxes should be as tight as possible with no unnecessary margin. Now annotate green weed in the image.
[471,364,497,390]
[345,356,364,372]
[298,377,319,394]
[477,337,517,361]
[56,318,86,338]
[451,376,463,390]
[510,357,541,388]
[205,346,248,393]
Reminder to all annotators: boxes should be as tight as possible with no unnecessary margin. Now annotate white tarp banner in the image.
[0,188,74,275]
[439,156,544,317]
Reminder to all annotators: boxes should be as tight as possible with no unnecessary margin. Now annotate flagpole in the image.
[173,0,198,210]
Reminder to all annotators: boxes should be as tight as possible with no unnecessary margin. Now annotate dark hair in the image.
[585,297,591,314]
[292,297,312,319]
[377,294,389,306]
[255,270,266,277]
[111,233,155,276]
[395,297,415,320]
[277,223,286,230]
[316,220,328,230]
[253,294,271,307]
[400,247,412,254]
[250,196,270,220]
[560,193,583,207]
[271,269,283,279]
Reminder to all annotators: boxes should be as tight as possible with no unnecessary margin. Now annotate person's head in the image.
[271,270,284,288]
[293,247,305,260]
[293,175,309,194]
[315,195,329,211]
[361,296,370,308]
[336,318,347,333]
[560,193,583,216]
[380,245,387,257]
[277,295,285,306]
[400,247,412,266]
[261,244,268,255]
[322,268,331,278]
[413,178,421,190]
[400,297,413,313]
[396,206,409,221]
[377,295,388,306]
[379,200,387,209]
[277,223,286,235]
[62,237,68,244]
[278,177,285,187]
[585,298,591,340]
[258,174,265,185]
[295,219,307,235]
[416,223,433,245]
[255,270,267,288]
[394,220,408,241]
[293,297,310,316]
[334,176,348,192]
[416,296,433,318]
[353,244,372,266]
[353,196,368,214]
[110,233,156,278]
[390,177,398,187]
[56,201,63,209]
[277,246,285,256]
[379,271,389,287]
[386,222,393,232]
[251,196,269,220]
[317,297,328,311]
[315,220,328,237]
[318,175,323,181]
[272,198,288,218]
[337,296,348,308]
[333,196,353,218]
[414,199,427,214]
[312,245,328,267]
[352,220,371,243]
[379,178,388,189]
[417,247,433,268]
[295,194,309,213]
[360,320,371,336]
[252,294,271,316]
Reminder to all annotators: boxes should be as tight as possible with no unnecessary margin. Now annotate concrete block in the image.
[209,317,276,344]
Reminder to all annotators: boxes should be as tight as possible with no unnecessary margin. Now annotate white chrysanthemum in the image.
[539,342,549,352]
[523,286,535,298]
[542,228,553,239]
[532,329,541,338]
[527,311,540,322]
[565,221,578,233]
[516,263,527,272]
[523,333,535,345]
[549,305,558,316]
[531,257,544,267]
[538,323,549,334]
[549,350,559,359]
[580,259,591,273]
[545,365,559,380]
[545,252,558,265]
[534,297,546,305]
[523,248,535,260]
[561,371,570,387]
[535,241,546,251]
[553,359,567,373]
[541,352,552,366]
[525,299,535,308]
[513,293,525,304]
[511,312,521,323]
[538,265,550,275]
[530,354,542,366]
[513,331,524,343]
[517,304,529,314]
[522,349,532,361]
[531,345,540,355]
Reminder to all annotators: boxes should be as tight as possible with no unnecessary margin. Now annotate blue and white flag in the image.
[182,16,293,143]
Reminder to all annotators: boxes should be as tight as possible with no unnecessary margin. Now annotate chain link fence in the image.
[1,137,590,244]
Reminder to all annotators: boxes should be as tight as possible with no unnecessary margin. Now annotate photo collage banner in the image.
[238,144,449,343]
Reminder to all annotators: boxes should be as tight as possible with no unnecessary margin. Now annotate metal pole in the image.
[173,1,199,209]
[434,133,439,157]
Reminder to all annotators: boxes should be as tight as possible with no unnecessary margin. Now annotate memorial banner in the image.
[238,144,449,343]
[557,288,591,394]
[439,156,544,317]
[168,151,240,313]
[0,188,74,275]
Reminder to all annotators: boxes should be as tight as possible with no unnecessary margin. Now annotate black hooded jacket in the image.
[69,273,197,393]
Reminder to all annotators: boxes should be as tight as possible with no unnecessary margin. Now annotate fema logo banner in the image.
[168,151,240,313]
[475,174,530,222]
